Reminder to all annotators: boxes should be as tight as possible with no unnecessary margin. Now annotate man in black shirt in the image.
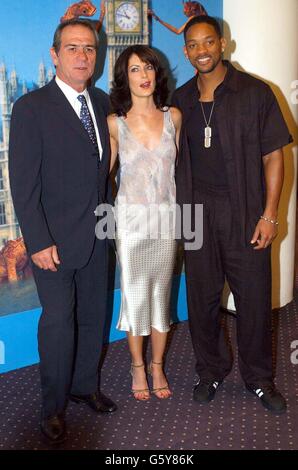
[172,15,293,414]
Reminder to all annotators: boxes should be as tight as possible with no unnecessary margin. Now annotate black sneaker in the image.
[246,383,287,414]
[193,378,222,403]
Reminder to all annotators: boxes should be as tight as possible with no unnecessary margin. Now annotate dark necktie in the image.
[77,94,99,157]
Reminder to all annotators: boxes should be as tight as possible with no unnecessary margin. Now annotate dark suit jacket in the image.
[9,78,111,269]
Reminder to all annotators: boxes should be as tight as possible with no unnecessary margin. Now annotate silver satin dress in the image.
[115,109,177,336]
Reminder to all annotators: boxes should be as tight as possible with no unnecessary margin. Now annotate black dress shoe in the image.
[69,391,117,413]
[246,383,287,414]
[40,414,66,445]
[193,378,222,403]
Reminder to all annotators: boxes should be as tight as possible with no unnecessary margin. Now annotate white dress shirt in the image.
[55,76,102,159]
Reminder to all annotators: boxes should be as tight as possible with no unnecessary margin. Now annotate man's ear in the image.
[183,45,189,60]
[50,47,59,66]
[220,38,227,53]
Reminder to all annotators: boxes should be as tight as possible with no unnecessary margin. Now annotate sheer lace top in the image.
[115,109,177,236]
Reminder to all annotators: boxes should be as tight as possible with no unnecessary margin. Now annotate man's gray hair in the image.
[52,19,99,53]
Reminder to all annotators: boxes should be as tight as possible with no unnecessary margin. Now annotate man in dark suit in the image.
[9,19,116,444]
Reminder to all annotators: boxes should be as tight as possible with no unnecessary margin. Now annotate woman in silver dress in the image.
[108,45,181,400]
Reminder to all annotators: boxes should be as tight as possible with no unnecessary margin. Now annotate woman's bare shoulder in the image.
[169,106,182,127]
[107,113,119,138]
[107,113,118,124]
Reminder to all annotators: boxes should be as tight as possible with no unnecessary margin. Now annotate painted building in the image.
[0,62,54,250]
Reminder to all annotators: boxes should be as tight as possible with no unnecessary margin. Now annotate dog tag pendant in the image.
[204,137,211,148]
[204,126,212,148]
[205,126,212,138]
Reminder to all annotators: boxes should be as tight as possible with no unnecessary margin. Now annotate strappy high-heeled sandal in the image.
[130,363,150,401]
[148,360,172,399]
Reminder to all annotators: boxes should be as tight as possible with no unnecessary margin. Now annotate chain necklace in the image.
[200,101,215,148]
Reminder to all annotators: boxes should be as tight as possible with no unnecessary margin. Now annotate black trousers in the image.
[184,184,273,386]
[32,238,108,417]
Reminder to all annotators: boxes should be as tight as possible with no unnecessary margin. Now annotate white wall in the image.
[223,0,298,308]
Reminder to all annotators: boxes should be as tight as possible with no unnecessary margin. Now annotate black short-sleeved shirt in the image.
[172,61,293,245]
[187,100,228,188]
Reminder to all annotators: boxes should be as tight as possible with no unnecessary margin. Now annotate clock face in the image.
[115,2,140,31]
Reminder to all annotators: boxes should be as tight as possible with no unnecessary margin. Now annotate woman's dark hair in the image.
[110,45,169,117]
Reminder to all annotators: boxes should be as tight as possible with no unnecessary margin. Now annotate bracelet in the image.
[260,215,279,226]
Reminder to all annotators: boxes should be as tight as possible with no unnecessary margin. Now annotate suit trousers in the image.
[184,183,273,386]
[32,238,108,417]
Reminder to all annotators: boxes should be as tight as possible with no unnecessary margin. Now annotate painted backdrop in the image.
[0,0,223,372]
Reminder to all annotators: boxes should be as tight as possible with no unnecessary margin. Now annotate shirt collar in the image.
[218,60,239,92]
[188,60,239,102]
[55,76,89,104]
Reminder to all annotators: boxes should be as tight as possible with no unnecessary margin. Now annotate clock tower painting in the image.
[106,0,149,87]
